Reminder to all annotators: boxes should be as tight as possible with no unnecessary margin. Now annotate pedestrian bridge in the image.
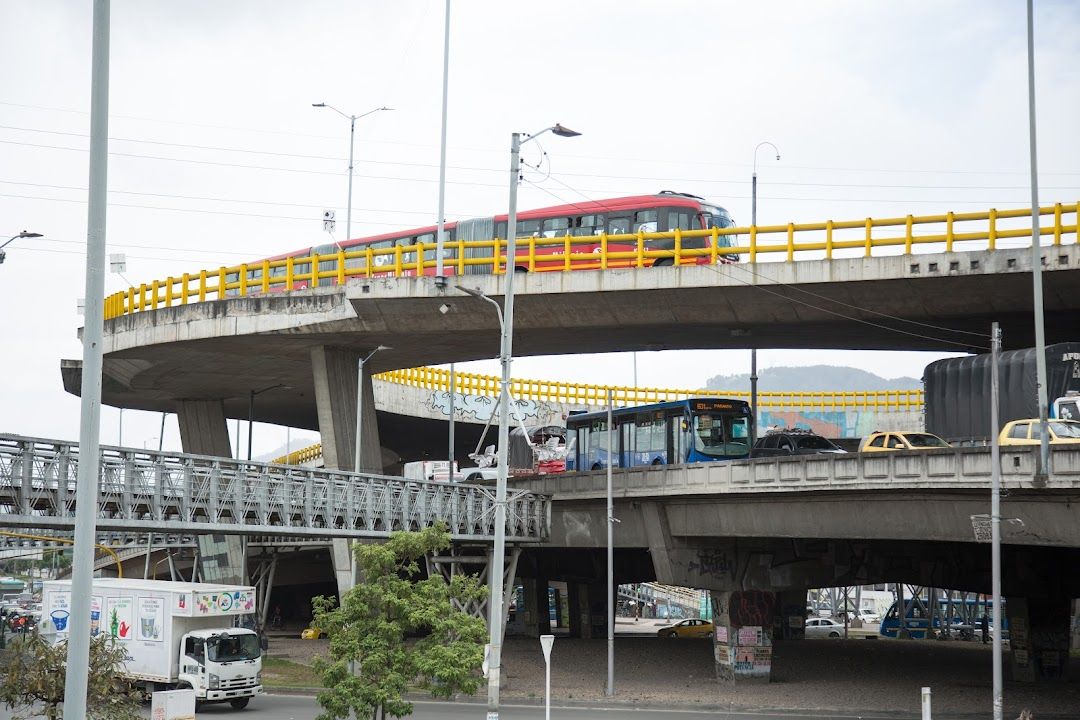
[0,434,550,543]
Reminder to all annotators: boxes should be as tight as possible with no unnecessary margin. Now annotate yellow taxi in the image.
[999,418,1080,446]
[859,431,951,452]
[300,626,327,640]
[656,618,714,639]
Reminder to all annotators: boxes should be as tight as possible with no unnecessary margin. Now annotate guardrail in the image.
[379,366,923,411]
[102,203,1078,320]
[0,434,550,542]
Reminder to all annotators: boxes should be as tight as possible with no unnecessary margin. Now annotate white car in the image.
[805,617,846,638]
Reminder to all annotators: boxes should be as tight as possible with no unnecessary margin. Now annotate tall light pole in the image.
[990,322,1003,720]
[311,103,392,243]
[0,230,43,265]
[482,122,581,718]
[247,383,288,461]
[64,1,110,716]
[750,141,780,445]
[354,346,390,474]
[1024,0,1050,475]
[434,0,451,284]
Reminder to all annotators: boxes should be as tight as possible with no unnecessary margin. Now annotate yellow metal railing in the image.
[102,203,1078,320]
[273,366,922,465]
[378,366,923,411]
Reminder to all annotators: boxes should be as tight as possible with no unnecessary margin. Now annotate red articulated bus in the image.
[228,191,739,292]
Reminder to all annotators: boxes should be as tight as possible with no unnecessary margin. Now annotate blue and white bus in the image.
[879,596,1006,639]
[566,397,752,471]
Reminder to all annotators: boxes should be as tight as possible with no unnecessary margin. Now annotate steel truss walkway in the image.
[0,434,550,543]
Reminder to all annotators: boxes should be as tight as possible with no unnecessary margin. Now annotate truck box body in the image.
[924,342,1080,443]
[41,579,257,684]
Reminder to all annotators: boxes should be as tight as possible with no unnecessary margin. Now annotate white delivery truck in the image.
[41,578,263,710]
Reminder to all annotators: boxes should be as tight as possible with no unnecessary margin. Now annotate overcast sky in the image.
[2,1,1078,456]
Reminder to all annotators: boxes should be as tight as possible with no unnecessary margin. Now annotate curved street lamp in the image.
[311,103,393,243]
[485,123,581,717]
[0,230,43,264]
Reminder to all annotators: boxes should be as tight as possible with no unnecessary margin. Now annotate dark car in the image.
[753,429,847,456]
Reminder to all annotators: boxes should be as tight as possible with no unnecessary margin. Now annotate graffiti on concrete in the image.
[729,590,776,628]
[687,548,738,581]
[428,391,561,424]
[561,511,595,545]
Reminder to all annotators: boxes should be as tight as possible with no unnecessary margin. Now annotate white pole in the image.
[65,2,109,716]
[540,634,554,720]
[486,131,521,716]
[1025,0,1050,476]
[448,362,456,475]
[990,322,1003,720]
[606,389,615,697]
[346,114,355,243]
[921,686,932,720]
[435,0,450,281]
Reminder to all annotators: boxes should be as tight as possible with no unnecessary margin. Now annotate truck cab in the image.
[180,628,262,709]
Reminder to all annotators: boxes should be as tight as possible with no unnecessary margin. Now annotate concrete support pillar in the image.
[534,577,552,635]
[712,589,775,682]
[176,399,232,458]
[311,346,381,472]
[567,583,583,638]
[331,538,355,600]
[517,578,541,637]
[776,588,807,640]
[1007,595,1071,682]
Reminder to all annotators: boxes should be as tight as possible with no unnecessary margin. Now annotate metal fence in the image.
[0,435,549,542]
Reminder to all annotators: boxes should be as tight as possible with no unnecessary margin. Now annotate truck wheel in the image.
[230,698,250,710]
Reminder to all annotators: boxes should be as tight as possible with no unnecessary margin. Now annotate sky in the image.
[1,1,1078,457]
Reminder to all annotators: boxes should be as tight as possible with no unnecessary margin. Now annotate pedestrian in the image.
[980,613,989,643]
[271,605,282,630]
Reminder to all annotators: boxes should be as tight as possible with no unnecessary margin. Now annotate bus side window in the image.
[542,217,571,238]
[633,210,658,233]
[573,214,605,236]
[666,210,695,231]
[608,216,631,235]
[516,219,541,238]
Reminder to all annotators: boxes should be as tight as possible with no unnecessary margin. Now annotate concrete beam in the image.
[176,400,232,458]
[331,538,354,599]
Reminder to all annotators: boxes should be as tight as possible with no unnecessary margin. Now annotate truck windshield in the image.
[207,634,261,662]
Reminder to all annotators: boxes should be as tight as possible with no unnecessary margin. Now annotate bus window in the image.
[542,217,571,237]
[635,415,666,464]
[633,210,658,233]
[573,214,605,236]
[516,219,541,237]
[312,243,340,276]
[692,412,750,458]
[608,216,631,235]
[396,237,417,265]
[666,210,696,231]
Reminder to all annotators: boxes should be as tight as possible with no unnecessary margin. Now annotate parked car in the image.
[860,431,951,452]
[656,618,714,639]
[753,429,846,456]
[837,608,880,624]
[805,617,846,638]
[998,418,1080,446]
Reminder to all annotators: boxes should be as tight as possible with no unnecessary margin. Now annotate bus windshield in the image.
[692,412,750,457]
[207,633,261,663]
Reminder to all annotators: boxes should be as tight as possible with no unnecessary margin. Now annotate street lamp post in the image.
[247,384,288,462]
[354,346,390,474]
[312,103,392,243]
[0,230,43,265]
[481,123,581,718]
[1024,0,1050,475]
[750,141,780,446]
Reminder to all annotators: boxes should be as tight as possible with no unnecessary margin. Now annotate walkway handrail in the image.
[0,434,550,542]
[377,366,923,412]
[102,203,1078,320]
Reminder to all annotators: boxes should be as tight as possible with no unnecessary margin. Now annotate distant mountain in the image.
[704,365,921,393]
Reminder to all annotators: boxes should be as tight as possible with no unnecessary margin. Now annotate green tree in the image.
[0,632,140,720]
[311,524,488,720]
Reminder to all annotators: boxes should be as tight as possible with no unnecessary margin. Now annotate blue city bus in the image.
[566,397,752,471]
[879,596,1007,639]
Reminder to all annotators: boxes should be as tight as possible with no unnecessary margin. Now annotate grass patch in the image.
[261,656,321,689]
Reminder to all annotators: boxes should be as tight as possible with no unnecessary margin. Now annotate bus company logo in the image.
[1062,353,1080,361]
